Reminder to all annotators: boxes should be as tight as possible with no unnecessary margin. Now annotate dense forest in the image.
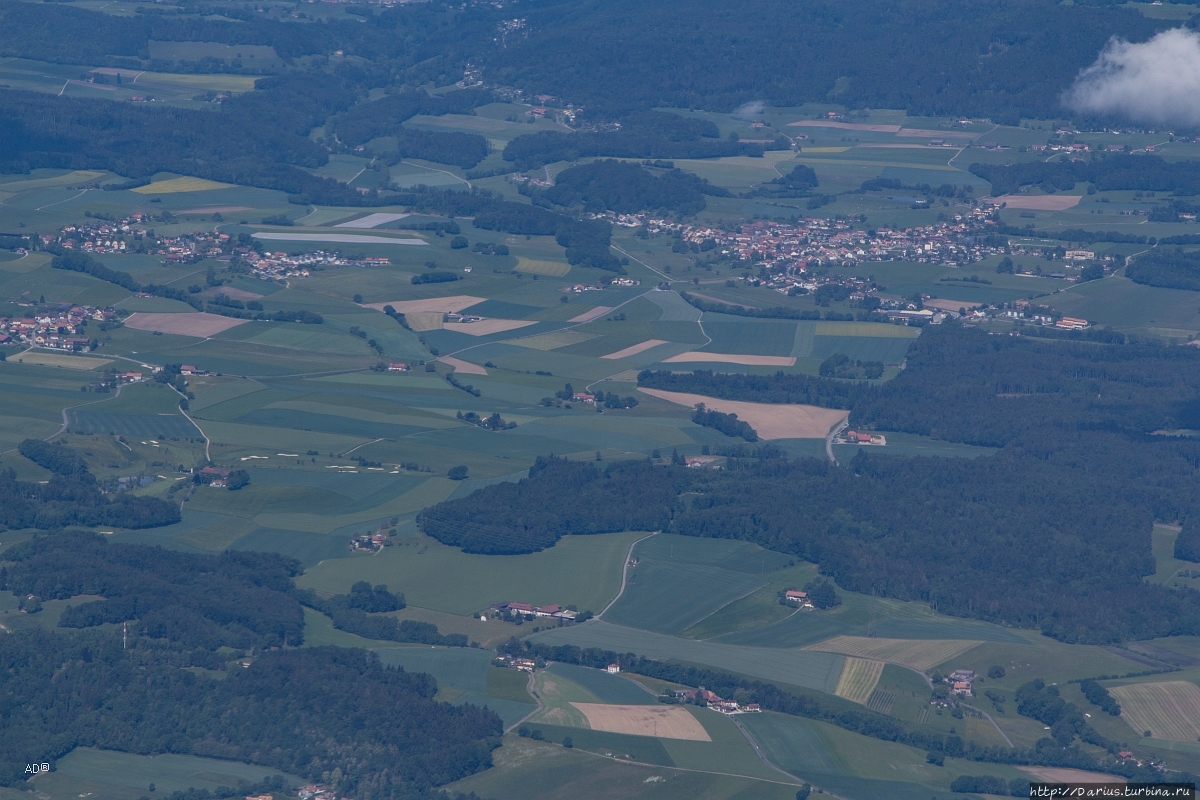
[538,160,727,215]
[416,456,677,553]
[0,441,180,531]
[487,0,1165,119]
[424,327,1200,643]
[0,0,1171,121]
[1125,248,1200,291]
[0,533,501,797]
[970,154,1200,197]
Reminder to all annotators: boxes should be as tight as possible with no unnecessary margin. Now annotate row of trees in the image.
[970,154,1200,197]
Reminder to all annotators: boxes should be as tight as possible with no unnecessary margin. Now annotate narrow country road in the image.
[599,531,658,619]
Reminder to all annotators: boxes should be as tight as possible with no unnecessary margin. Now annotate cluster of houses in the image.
[634,206,1005,273]
[494,654,538,672]
[669,687,761,715]
[298,785,340,800]
[247,251,389,281]
[351,531,390,553]
[948,669,976,697]
[784,589,815,609]
[836,430,887,446]
[488,601,578,622]
[0,303,112,349]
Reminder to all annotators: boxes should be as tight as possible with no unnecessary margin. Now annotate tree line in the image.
[971,154,1200,197]
[1,441,180,532]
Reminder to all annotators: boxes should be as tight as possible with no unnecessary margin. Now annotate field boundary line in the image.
[560,739,803,788]
[505,671,543,732]
[960,703,1014,747]
[727,713,821,790]
[343,437,384,456]
[172,386,211,461]
[24,382,126,450]
[401,160,471,189]
[611,244,670,282]
[599,532,658,619]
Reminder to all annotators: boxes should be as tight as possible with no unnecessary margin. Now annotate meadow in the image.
[7,100,1200,798]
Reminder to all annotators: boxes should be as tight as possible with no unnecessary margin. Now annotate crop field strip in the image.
[1108,681,1200,742]
[834,658,885,704]
[865,690,896,714]
[804,636,982,671]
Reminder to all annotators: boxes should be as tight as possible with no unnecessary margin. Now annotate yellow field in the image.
[638,388,847,439]
[601,339,668,359]
[801,147,852,153]
[834,658,885,704]
[515,257,571,277]
[443,319,537,336]
[132,177,234,194]
[14,351,111,370]
[814,321,922,338]
[804,636,981,672]
[403,312,444,332]
[663,352,797,366]
[570,703,712,741]
[439,356,487,375]
[1109,681,1200,742]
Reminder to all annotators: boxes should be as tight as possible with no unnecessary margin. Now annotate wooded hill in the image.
[0,532,500,797]
[422,327,1200,644]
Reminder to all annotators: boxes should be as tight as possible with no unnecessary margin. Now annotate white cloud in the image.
[732,101,765,120]
[1066,28,1200,128]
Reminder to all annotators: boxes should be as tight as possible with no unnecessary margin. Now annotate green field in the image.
[530,620,846,693]
[33,748,299,800]
[298,530,642,615]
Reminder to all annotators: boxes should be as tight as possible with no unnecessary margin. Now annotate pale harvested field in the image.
[801,147,851,154]
[1020,767,1125,784]
[512,330,595,350]
[16,351,111,370]
[367,296,484,314]
[923,298,983,313]
[569,305,613,323]
[601,339,668,359]
[834,658,885,704]
[989,195,1082,210]
[789,120,902,132]
[1109,681,1200,742]
[639,388,848,440]
[124,312,248,337]
[132,177,233,194]
[805,636,981,672]
[571,703,711,741]
[515,257,571,276]
[439,356,487,375]
[663,352,796,367]
[335,213,410,228]
[404,312,444,332]
[443,319,536,336]
[175,206,252,214]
